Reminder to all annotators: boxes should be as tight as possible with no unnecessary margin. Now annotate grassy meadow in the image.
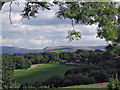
[63,83,108,89]
[14,64,77,84]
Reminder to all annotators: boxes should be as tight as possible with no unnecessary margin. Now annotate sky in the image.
[0,2,109,49]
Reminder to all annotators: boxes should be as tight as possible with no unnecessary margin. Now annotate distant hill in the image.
[88,46,105,50]
[0,45,106,54]
[0,46,40,54]
[41,46,106,52]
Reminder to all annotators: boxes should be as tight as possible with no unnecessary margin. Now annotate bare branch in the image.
[9,2,13,24]
[14,0,20,7]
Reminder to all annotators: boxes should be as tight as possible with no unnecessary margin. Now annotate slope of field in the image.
[14,64,77,84]
[64,83,108,89]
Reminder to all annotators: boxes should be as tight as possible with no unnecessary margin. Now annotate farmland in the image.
[14,64,77,84]
[63,83,108,89]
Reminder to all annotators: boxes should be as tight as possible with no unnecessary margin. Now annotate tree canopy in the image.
[55,2,119,44]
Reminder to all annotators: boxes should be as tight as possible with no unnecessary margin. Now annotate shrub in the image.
[108,74,120,90]
[64,73,96,86]
[88,70,109,83]
[62,78,73,86]
[43,75,63,88]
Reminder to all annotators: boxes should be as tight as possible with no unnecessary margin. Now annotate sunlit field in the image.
[14,64,77,84]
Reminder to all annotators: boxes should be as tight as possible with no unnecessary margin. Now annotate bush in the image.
[88,70,109,83]
[108,74,120,90]
[62,78,73,86]
[64,73,96,86]
[43,75,63,88]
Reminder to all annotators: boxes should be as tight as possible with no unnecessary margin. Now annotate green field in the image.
[64,83,108,88]
[14,64,77,84]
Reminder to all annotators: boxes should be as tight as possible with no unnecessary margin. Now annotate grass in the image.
[63,82,108,89]
[14,64,77,84]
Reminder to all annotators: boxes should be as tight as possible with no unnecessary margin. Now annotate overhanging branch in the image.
[0,2,5,10]
[0,0,15,11]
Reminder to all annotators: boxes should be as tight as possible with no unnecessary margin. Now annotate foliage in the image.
[43,75,63,88]
[12,56,32,69]
[108,74,120,90]
[66,29,81,42]
[105,44,120,56]
[56,2,119,44]
[88,70,109,83]
[2,55,20,89]
[21,2,52,19]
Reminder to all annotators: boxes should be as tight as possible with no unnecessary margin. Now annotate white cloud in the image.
[2,38,24,45]
[75,24,98,35]
[11,13,22,22]
[0,36,2,45]
[29,38,53,45]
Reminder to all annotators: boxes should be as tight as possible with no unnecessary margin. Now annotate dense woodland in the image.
[2,44,120,88]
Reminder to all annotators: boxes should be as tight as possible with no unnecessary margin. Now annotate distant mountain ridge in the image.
[0,45,106,54]
[0,46,40,54]
[42,46,105,52]
[88,46,105,50]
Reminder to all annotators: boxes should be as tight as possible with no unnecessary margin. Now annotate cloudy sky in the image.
[0,2,109,49]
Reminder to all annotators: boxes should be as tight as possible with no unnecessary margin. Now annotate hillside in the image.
[1,45,106,54]
[0,46,40,54]
[88,46,105,50]
[41,46,105,52]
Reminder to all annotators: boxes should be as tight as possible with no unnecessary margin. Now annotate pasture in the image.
[63,83,108,89]
[14,64,77,84]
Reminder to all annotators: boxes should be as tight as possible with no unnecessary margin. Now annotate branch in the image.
[72,19,75,30]
[9,2,13,24]
[0,2,5,11]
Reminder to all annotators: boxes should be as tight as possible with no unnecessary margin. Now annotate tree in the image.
[34,54,43,64]
[2,55,16,88]
[13,56,31,69]
[108,74,120,90]
[88,70,109,83]
[56,2,120,44]
[43,75,63,88]
[21,2,52,19]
